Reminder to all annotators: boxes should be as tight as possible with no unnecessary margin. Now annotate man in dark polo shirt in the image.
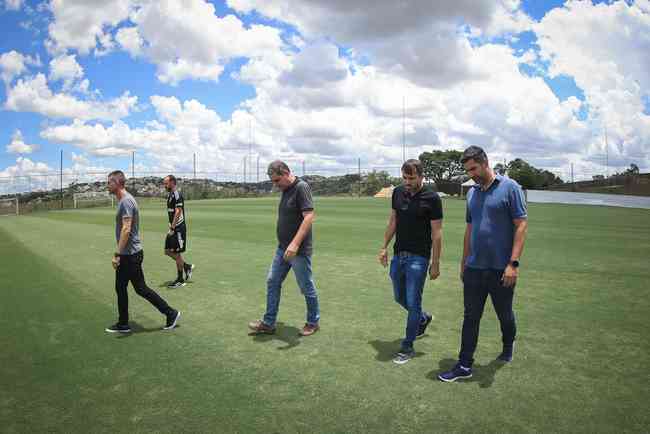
[379,159,443,364]
[439,146,528,382]
[248,160,321,337]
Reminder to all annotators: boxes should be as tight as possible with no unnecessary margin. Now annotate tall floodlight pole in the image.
[604,126,609,178]
[60,150,63,209]
[402,95,406,162]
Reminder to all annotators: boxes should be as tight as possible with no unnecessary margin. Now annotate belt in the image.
[397,251,420,258]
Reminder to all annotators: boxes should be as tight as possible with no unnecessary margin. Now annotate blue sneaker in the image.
[438,363,473,382]
[416,312,433,338]
[497,342,515,362]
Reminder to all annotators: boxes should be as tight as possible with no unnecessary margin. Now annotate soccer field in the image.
[1,197,648,434]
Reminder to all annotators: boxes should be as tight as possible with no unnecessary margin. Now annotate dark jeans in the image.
[115,250,173,324]
[459,267,516,367]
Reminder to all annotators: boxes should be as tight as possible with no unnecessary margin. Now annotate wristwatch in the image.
[509,260,520,268]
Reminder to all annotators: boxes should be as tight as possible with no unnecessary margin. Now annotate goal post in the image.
[0,197,19,216]
[73,192,114,209]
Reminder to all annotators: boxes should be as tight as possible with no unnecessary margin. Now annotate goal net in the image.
[73,192,114,209]
[0,197,19,216]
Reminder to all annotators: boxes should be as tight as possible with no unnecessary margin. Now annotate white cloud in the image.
[115,26,143,57]
[132,0,285,84]
[535,0,650,172]
[4,0,23,11]
[49,54,84,89]
[0,50,39,84]
[5,130,39,154]
[5,74,138,121]
[46,0,133,55]
[0,157,51,178]
[226,0,525,88]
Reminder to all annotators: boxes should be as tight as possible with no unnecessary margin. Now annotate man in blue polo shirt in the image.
[439,146,528,382]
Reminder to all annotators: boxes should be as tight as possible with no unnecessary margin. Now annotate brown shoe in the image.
[248,320,276,335]
[299,323,320,337]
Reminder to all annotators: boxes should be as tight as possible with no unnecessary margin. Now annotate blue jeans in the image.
[390,253,429,351]
[263,248,320,327]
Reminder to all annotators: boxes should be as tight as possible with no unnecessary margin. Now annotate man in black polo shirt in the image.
[248,160,321,337]
[379,159,443,364]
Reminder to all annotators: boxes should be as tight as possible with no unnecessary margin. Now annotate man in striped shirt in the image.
[164,175,194,288]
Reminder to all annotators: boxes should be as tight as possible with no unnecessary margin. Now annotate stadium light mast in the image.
[249,119,252,183]
[604,126,609,178]
[60,149,63,209]
[402,95,406,162]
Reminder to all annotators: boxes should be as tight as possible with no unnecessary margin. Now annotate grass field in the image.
[1,197,649,433]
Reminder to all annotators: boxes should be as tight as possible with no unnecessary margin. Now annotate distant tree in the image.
[362,170,393,196]
[418,150,464,182]
[507,158,564,189]
[624,163,640,175]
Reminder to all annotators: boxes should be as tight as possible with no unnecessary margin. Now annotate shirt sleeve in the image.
[430,194,443,220]
[509,183,528,220]
[121,199,134,218]
[465,189,472,224]
[174,191,184,208]
[297,182,314,212]
[391,188,397,210]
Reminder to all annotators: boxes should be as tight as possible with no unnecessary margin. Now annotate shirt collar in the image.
[473,174,502,192]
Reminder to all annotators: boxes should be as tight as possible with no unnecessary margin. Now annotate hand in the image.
[283,243,298,261]
[502,264,518,288]
[112,255,120,270]
[429,262,440,280]
[378,248,388,267]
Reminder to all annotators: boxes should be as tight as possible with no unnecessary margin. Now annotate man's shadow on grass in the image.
[368,338,426,362]
[115,321,179,339]
[427,358,506,388]
[249,322,301,351]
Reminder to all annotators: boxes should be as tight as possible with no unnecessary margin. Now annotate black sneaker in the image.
[168,278,186,288]
[416,312,433,338]
[184,263,195,281]
[105,323,131,333]
[392,349,415,365]
[497,342,515,362]
[163,310,181,330]
[438,363,473,382]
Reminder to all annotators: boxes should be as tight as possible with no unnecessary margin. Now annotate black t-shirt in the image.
[167,190,185,228]
[277,178,314,256]
[392,185,443,259]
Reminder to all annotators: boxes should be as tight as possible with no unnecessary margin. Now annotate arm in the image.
[112,216,132,269]
[170,207,183,230]
[117,216,132,254]
[283,211,315,260]
[460,223,472,281]
[502,218,528,287]
[429,219,442,280]
[379,209,397,267]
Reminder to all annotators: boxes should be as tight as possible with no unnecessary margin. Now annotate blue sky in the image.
[0,0,648,188]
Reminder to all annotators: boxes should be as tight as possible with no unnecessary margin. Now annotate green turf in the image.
[1,197,648,433]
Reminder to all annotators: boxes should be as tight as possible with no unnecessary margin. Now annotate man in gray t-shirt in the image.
[115,192,142,255]
[248,161,321,337]
[105,170,181,334]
